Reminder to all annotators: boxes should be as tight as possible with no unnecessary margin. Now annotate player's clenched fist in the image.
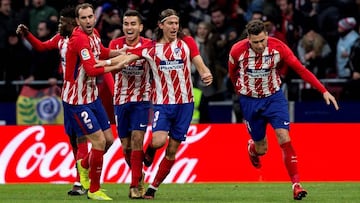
[16,24,29,36]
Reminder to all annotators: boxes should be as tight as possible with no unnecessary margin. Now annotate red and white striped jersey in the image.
[109,37,151,105]
[62,27,110,105]
[228,37,326,98]
[128,36,199,104]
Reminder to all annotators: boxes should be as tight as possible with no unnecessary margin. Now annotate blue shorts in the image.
[114,101,151,138]
[62,98,111,137]
[152,103,194,142]
[239,91,290,141]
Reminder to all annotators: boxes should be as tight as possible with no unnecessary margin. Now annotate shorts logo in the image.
[81,49,90,60]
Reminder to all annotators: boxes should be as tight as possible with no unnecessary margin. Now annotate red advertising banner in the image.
[0,124,359,184]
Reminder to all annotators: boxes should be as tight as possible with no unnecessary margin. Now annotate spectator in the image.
[262,14,286,43]
[187,0,212,35]
[192,21,225,123]
[297,29,332,78]
[0,30,32,102]
[95,2,122,47]
[210,6,239,98]
[138,0,158,37]
[242,0,264,22]
[277,0,306,52]
[336,17,359,79]
[0,0,19,81]
[27,0,58,34]
[341,26,360,100]
[313,0,340,53]
[24,20,60,90]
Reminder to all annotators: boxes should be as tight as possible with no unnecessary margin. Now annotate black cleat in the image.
[67,185,87,196]
[143,188,156,199]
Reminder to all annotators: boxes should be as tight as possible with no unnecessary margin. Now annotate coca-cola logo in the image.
[0,125,211,184]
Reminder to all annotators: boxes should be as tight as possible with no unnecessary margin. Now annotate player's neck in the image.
[126,37,140,47]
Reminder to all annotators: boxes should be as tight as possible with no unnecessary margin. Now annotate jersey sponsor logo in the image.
[81,49,91,60]
[121,65,144,76]
[159,59,184,71]
[247,69,270,78]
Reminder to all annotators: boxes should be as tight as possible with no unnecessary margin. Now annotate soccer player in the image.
[228,20,339,200]
[63,3,121,200]
[16,6,118,196]
[97,8,213,199]
[16,7,89,196]
[108,9,151,199]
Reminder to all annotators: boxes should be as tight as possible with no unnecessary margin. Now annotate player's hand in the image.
[95,60,107,68]
[200,72,213,86]
[16,24,29,36]
[323,91,339,110]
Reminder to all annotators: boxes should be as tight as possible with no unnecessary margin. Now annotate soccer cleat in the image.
[87,189,113,200]
[293,183,307,200]
[76,159,90,190]
[247,139,261,168]
[128,187,142,199]
[67,184,87,196]
[138,172,146,197]
[143,188,156,199]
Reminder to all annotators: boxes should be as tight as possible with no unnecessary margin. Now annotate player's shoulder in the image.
[50,33,62,41]
[230,39,249,53]
[181,35,195,43]
[71,28,88,40]
[141,37,152,44]
[267,37,286,49]
[109,36,125,48]
[70,27,83,37]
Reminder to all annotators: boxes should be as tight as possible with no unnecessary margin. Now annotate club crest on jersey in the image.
[81,49,91,60]
[264,55,273,64]
[174,47,181,56]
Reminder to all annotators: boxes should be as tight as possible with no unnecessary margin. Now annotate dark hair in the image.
[210,5,224,15]
[154,8,183,41]
[75,3,94,18]
[246,20,266,36]
[123,9,143,24]
[60,6,76,19]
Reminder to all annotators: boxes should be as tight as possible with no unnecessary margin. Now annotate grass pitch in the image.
[0,182,359,202]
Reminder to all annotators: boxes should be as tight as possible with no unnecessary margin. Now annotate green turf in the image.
[0,182,359,202]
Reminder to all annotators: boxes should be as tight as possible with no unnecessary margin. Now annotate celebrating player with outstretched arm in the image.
[228,19,339,200]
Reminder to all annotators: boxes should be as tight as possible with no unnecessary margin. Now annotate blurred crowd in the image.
[1,0,360,103]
